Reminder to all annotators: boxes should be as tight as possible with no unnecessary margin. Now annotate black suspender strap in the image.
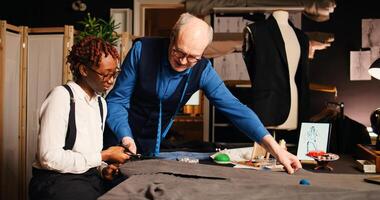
[61,84,104,150]
[62,84,76,150]
[98,96,103,130]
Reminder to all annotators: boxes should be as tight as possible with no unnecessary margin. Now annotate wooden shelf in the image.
[174,115,203,123]
[356,144,380,173]
[309,83,337,97]
[172,115,204,141]
[213,6,304,14]
[224,80,251,87]
[213,32,243,41]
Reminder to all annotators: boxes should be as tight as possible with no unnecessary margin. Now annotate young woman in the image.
[29,36,129,200]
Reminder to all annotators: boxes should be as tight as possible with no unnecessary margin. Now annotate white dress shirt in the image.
[33,81,106,174]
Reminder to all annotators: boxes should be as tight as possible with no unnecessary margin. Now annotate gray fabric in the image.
[99,160,380,200]
[156,152,211,161]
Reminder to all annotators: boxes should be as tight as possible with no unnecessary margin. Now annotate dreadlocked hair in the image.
[67,36,120,80]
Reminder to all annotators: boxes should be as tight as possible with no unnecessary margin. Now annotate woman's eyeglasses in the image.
[87,67,121,81]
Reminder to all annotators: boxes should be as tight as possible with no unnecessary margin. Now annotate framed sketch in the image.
[296,122,331,161]
[362,19,380,48]
[350,50,372,81]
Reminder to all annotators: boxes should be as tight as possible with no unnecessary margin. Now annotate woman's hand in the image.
[102,163,120,181]
[101,146,129,164]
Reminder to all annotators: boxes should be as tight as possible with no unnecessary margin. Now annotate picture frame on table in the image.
[296,122,332,161]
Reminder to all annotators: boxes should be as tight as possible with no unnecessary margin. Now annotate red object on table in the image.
[306,150,326,157]
[306,151,340,171]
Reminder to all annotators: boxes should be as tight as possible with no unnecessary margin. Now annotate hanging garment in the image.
[243,15,310,127]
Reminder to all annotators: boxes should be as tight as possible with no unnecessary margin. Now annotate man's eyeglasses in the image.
[171,46,202,64]
[87,67,121,81]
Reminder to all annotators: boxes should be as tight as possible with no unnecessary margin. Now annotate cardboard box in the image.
[356,160,376,173]
[356,144,380,173]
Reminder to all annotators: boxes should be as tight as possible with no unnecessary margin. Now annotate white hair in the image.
[171,12,213,45]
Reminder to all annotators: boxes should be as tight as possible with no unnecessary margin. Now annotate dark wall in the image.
[303,0,380,126]
[0,0,133,28]
[1,0,379,126]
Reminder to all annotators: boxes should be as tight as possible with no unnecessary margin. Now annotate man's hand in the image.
[102,163,120,181]
[122,136,137,154]
[260,135,302,174]
[275,149,302,174]
[102,146,129,164]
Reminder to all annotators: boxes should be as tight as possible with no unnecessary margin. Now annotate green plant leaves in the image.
[76,13,120,46]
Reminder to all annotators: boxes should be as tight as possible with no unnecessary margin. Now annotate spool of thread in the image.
[279,139,287,151]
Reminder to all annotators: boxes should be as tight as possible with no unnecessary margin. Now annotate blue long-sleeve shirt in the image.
[106,41,269,143]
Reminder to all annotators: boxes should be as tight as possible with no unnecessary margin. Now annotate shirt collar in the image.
[67,81,100,103]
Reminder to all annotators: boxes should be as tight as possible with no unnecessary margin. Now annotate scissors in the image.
[124,148,143,160]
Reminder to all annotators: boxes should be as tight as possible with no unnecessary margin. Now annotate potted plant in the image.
[76,13,120,46]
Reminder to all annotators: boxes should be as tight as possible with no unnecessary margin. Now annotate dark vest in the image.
[129,37,208,156]
[243,16,310,127]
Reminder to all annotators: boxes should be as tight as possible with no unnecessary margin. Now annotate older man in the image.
[106,13,302,174]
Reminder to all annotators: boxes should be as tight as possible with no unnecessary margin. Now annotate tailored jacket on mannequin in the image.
[243,15,310,127]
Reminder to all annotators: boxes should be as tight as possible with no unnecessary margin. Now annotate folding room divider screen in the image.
[0,21,74,200]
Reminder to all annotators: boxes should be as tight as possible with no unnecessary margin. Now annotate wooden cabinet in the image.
[171,116,204,141]
[209,81,252,143]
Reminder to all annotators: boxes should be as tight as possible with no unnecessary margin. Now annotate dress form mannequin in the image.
[243,10,310,133]
[267,10,300,131]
